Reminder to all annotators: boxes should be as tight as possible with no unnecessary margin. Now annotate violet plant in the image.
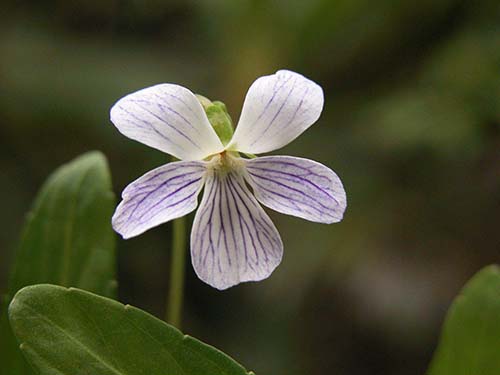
[110,70,347,291]
[1,71,499,375]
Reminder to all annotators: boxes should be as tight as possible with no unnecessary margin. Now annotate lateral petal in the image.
[113,161,207,239]
[110,84,224,161]
[244,156,346,223]
[191,169,283,290]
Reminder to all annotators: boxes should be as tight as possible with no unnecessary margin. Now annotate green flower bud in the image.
[196,95,234,146]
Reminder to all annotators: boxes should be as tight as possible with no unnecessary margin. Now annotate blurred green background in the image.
[1,1,499,374]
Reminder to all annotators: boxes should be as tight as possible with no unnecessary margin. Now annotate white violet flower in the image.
[110,70,347,290]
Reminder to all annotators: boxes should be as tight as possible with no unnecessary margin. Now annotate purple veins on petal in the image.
[112,161,207,239]
[190,169,283,290]
[110,83,224,161]
[229,70,324,155]
[126,100,203,150]
[252,73,294,129]
[250,75,298,146]
[226,174,279,260]
[244,156,347,224]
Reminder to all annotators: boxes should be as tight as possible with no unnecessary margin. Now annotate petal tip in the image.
[194,258,284,291]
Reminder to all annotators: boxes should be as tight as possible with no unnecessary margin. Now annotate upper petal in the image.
[227,70,324,154]
[110,84,224,161]
[113,161,207,239]
[244,156,346,223]
[190,169,283,290]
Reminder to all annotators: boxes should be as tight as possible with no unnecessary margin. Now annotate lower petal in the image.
[113,161,206,239]
[244,156,346,223]
[190,169,283,290]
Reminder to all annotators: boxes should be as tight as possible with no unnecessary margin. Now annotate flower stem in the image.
[166,215,187,328]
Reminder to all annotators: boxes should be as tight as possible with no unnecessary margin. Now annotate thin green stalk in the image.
[166,215,187,328]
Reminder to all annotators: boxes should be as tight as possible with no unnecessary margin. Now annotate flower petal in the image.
[227,70,324,154]
[191,169,283,290]
[110,84,224,160]
[244,156,346,223]
[113,161,207,239]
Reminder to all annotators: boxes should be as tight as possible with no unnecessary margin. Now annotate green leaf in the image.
[6,151,116,296]
[0,151,116,374]
[428,265,500,375]
[0,295,27,374]
[9,284,254,375]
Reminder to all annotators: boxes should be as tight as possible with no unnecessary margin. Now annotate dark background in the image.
[1,1,499,374]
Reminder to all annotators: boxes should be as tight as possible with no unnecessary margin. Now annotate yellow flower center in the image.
[206,151,244,177]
